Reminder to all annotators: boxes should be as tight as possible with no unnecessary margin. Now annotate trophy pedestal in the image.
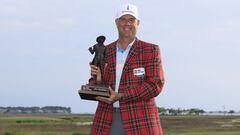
[78,84,110,101]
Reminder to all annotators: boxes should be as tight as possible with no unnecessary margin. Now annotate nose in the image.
[126,21,131,25]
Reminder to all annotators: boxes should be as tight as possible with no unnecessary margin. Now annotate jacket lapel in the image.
[122,39,139,73]
[110,42,117,90]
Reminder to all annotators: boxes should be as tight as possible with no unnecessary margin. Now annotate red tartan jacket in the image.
[90,38,165,135]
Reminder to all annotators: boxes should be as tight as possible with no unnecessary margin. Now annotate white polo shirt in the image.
[114,40,134,108]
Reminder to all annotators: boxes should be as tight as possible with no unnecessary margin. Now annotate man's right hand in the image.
[90,63,102,84]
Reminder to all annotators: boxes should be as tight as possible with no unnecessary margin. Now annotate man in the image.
[90,3,165,135]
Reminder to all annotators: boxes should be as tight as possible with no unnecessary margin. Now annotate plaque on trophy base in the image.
[78,84,110,101]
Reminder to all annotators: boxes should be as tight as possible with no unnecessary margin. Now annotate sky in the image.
[0,0,240,113]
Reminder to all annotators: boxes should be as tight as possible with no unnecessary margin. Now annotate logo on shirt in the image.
[133,67,145,76]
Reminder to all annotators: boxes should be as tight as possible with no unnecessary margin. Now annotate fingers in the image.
[104,63,108,71]
[108,86,113,91]
[90,64,99,76]
[108,86,114,95]
[96,96,112,104]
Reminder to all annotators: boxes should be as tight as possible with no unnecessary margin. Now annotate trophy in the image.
[78,36,110,101]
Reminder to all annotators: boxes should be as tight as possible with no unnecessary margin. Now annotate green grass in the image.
[168,131,240,135]
[0,115,240,135]
[161,115,240,135]
[1,132,89,135]
[0,114,92,135]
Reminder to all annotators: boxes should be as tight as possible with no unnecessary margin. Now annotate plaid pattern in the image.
[91,39,165,135]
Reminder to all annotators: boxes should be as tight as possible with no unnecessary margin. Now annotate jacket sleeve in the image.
[120,45,165,102]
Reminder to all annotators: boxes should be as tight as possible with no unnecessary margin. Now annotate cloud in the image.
[0,20,41,28]
[0,17,78,30]
[1,0,240,113]
[0,3,18,14]
[54,17,76,25]
[0,1,78,29]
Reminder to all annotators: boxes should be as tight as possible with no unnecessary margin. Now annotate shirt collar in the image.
[116,38,135,52]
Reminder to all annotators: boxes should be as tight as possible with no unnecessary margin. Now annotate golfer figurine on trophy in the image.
[78,36,110,101]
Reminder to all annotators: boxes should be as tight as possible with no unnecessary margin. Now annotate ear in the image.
[115,19,118,25]
[137,20,140,26]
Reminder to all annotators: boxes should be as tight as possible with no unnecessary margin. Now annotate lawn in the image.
[0,114,92,135]
[161,116,240,135]
[0,114,240,135]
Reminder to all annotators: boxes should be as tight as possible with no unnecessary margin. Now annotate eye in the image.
[128,18,136,23]
[119,18,136,24]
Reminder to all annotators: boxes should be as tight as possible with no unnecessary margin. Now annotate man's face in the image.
[115,15,139,39]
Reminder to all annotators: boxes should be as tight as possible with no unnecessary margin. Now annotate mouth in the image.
[123,27,131,32]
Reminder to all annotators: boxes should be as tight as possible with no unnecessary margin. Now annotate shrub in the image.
[4,132,16,135]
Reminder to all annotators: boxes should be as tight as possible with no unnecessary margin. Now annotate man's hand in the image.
[90,63,102,84]
[96,87,122,104]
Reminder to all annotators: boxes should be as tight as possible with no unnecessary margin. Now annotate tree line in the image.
[158,107,239,116]
[158,107,205,116]
[0,106,71,114]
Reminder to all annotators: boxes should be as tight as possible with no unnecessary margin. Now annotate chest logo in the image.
[133,67,145,76]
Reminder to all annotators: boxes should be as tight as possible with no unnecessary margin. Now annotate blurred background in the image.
[0,0,239,113]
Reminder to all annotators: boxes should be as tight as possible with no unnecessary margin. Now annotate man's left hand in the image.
[96,87,122,104]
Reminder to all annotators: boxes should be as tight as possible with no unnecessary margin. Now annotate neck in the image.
[118,37,135,50]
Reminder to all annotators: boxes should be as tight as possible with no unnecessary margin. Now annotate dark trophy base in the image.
[78,84,110,101]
